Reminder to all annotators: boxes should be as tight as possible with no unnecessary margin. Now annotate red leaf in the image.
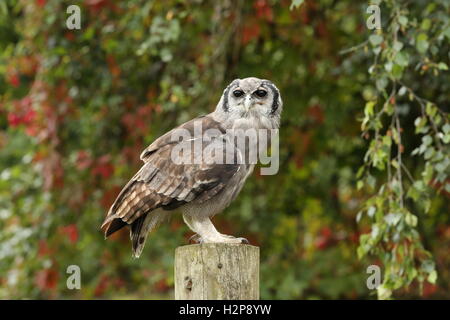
[22,109,36,125]
[92,163,114,179]
[7,113,22,126]
[314,237,329,250]
[64,32,75,41]
[320,226,332,238]
[254,0,273,22]
[59,224,79,244]
[94,275,110,297]
[107,55,121,78]
[314,227,335,250]
[35,269,59,291]
[423,282,438,297]
[85,0,111,12]
[38,240,52,257]
[91,155,114,179]
[154,278,170,293]
[7,73,20,88]
[241,23,261,45]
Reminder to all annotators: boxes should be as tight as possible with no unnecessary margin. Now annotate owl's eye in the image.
[233,90,245,97]
[254,89,267,98]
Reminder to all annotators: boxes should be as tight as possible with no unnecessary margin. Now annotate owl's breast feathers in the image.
[101,115,241,238]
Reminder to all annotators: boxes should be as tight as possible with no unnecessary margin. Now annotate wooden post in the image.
[174,243,259,300]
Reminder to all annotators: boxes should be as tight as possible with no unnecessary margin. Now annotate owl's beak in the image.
[243,95,253,111]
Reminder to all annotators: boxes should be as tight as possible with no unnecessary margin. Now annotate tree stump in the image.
[174,243,259,300]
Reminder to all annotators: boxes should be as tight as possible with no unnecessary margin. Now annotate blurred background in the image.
[0,0,448,299]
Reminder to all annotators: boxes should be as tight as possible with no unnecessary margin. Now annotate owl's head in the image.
[213,77,282,129]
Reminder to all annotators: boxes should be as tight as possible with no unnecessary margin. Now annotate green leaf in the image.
[393,41,403,52]
[367,206,376,218]
[356,210,363,222]
[422,135,432,146]
[422,260,435,273]
[421,19,431,31]
[367,174,376,189]
[425,102,437,117]
[416,33,429,53]
[384,213,402,226]
[394,52,409,67]
[427,270,437,284]
[422,164,434,184]
[371,224,380,239]
[445,183,450,193]
[377,284,393,300]
[357,180,364,190]
[391,64,404,79]
[435,160,448,173]
[289,0,304,10]
[160,48,173,62]
[443,26,450,40]
[398,86,407,96]
[407,185,420,201]
[357,246,366,259]
[414,116,428,134]
[425,3,437,14]
[0,1,8,16]
[443,123,450,134]
[384,61,393,72]
[376,77,388,90]
[365,101,376,117]
[398,16,408,27]
[369,34,383,46]
[405,213,418,227]
[424,147,435,160]
[437,62,448,70]
[443,134,450,144]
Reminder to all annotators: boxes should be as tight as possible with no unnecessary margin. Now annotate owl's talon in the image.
[220,234,249,244]
[188,234,202,244]
[238,237,249,244]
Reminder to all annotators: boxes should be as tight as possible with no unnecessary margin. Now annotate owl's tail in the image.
[130,211,166,258]
[130,214,149,258]
[102,213,157,258]
[101,177,168,257]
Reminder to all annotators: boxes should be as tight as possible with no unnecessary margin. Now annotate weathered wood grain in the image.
[174,243,259,300]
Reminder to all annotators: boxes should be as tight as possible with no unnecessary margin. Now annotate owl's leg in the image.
[182,214,204,243]
[182,214,248,244]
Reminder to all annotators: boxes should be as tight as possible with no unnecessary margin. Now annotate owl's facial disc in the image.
[231,86,269,114]
[220,78,282,121]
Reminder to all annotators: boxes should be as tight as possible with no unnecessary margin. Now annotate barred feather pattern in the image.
[101,116,240,257]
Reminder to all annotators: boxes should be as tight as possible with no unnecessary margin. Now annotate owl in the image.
[101,77,282,257]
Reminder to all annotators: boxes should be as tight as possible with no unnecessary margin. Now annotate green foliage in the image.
[0,0,448,300]
[355,0,449,299]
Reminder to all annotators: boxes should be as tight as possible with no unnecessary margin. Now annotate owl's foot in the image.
[188,233,249,244]
[184,216,249,244]
[220,234,250,244]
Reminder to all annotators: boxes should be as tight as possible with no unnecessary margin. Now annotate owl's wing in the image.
[101,115,240,238]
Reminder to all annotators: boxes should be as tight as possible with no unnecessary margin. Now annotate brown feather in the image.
[101,115,240,250]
